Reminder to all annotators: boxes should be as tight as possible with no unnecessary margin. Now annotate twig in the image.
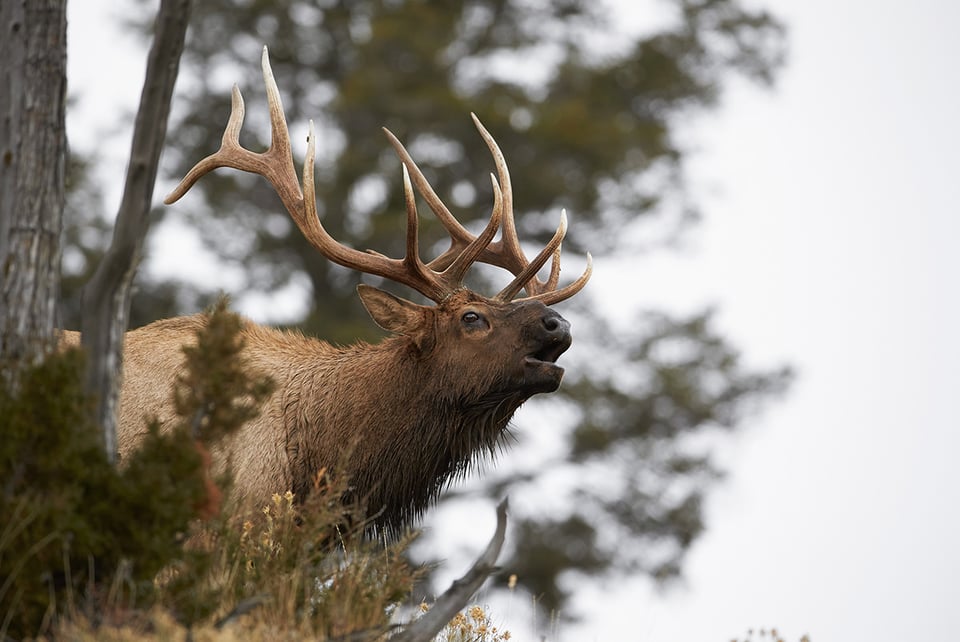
[389,499,509,642]
[80,0,192,462]
[213,594,270,630]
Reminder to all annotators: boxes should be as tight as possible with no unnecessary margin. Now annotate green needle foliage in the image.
[0,347,205,637]
[174,297,276,444]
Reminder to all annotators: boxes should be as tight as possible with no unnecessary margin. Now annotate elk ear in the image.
[357,284,430,337]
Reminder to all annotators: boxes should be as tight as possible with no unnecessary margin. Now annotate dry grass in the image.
[19,472,514,641]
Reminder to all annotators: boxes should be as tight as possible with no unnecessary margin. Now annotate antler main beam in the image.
[165,46,591,305]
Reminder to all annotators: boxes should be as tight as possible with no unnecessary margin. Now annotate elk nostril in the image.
[542,313,570,336]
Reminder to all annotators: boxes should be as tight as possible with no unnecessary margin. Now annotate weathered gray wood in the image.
[0,0,67,391]
[80,0,191,461]
[390,500,509,642]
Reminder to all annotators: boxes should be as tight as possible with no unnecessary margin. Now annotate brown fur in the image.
[62,287,572,532]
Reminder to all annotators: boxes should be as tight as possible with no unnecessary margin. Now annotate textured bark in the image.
[0,0,67,390]
[80,0,191,462]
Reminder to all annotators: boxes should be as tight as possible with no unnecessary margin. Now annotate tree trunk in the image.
[0,0,68,392]
[80,0,191,462]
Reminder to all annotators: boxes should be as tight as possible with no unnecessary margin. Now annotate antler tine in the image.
[472,116,593,304]
[469,113,522,269]
[383,126,510,295]
[517,247,593,305]
[399,162,502,293]
[382,127,481,266]
[163,85,245,204]
[165,49,302,212]
[495,210,567,301]
[165,47,460,303]
[400,164,420,271]
[444,174,503,285]
[399,163,447,286]
[504,210,593,306]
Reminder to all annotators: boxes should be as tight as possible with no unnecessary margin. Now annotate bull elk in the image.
[67,48,591,532]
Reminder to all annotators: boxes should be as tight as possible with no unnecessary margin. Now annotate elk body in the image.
[65,49,591,532]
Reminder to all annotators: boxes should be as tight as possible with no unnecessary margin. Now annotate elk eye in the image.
[461,311,483,325]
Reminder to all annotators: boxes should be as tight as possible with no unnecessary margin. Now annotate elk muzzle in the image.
[520,308,572,394]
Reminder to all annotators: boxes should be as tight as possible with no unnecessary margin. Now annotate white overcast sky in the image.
[67,1,959,641]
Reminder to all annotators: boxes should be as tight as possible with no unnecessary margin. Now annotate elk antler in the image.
[165,47,590,305]
[383,115,592,305]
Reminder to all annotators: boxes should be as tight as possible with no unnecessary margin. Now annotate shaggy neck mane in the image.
[281,334,526,533]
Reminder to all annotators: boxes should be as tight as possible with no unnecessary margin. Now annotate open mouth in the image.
[517,335,571,394]
[524,335,572,367]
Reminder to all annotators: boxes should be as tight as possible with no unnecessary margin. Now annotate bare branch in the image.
[80,0,192,462]
[390,499,509,642]
[214,594,271,630]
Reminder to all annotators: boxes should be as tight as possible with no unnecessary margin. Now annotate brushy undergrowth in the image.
[0,301,424,640]
[0,345,208,637]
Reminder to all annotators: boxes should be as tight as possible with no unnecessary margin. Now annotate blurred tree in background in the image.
[63,0,792,619]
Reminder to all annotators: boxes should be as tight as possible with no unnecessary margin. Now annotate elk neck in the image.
[279,332,526,532]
